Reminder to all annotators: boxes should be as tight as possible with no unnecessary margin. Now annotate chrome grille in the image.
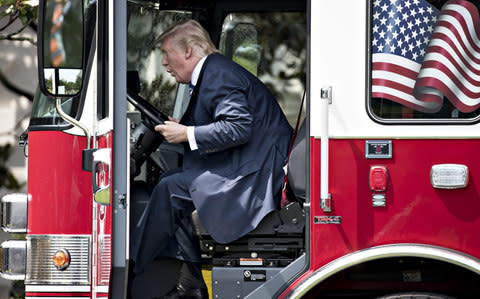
[26,235,90,285]
[98,235,111,285]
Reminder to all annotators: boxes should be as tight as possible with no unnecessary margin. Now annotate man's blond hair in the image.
[156,20,218,57]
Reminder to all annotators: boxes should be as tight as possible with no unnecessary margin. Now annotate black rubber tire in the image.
[376,292,456,299]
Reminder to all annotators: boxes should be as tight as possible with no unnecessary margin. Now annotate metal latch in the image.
[321,193,332,212]
[320,86,332,104]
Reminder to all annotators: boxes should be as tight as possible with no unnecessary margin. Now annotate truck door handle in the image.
[92,148,112,205]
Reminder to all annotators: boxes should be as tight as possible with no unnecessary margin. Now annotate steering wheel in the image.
[127,89,168,126]
[127,89,169,177]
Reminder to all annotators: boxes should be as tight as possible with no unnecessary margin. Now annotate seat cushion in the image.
[191,209,282,239]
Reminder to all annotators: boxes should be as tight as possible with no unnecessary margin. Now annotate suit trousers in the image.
[131,168,201,275]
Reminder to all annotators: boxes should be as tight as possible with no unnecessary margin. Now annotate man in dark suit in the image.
[131,20,292,298]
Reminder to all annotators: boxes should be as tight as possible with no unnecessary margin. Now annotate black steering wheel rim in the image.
[127,89,167,126]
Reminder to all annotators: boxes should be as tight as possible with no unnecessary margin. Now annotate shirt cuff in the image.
[187,126,198,151]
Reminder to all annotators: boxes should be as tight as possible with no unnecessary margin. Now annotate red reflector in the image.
[369,166,389,192]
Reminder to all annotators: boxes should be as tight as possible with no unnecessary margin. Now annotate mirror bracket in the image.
[55,97,91,152]
[82,149,95,172]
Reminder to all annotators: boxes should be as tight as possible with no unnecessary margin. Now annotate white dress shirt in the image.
[186,55,207,151]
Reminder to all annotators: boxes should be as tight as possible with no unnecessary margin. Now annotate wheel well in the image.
[302,256,480,298]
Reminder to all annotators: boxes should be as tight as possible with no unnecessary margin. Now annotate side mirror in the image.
[220,22,260,76]
[38,0,84,97]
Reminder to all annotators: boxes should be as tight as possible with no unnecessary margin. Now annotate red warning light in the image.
[369,165,389,192]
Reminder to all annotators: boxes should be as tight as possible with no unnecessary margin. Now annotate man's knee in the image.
[155,171,189,198]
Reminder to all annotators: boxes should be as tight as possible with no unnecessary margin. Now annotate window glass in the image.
[127,3,192,116]
[370,0,480,121]
[221,13,307,126]
[30,87,78,126]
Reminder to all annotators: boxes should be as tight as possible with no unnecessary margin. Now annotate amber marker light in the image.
[52,249,70,270]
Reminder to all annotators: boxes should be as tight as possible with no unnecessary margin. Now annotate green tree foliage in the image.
[0,1,31,191]
[0,0,38,44]
[0,0,38,102]
[0,144,23,192]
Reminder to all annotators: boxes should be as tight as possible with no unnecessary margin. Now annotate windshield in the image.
[369,0,480,122]
[127,3,192,117]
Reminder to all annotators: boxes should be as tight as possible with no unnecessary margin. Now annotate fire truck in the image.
[2,0,480,298]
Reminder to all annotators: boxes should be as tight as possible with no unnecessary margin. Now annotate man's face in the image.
[161,37,191,84]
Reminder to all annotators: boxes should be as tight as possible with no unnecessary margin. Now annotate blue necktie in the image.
[183,84,196,125]
[189,83,195,96]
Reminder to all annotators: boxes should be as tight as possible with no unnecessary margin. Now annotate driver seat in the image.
[190,120,306,267]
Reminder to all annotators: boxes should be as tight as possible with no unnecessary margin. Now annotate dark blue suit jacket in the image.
[180,54,293,243]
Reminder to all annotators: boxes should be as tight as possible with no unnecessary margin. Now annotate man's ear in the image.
[185,46,193,59]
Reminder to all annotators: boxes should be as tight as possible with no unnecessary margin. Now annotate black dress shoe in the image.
[161,284,208,299]
[161,286,181,299]
[176,283,208,299]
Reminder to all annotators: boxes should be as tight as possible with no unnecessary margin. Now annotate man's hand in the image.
[155,117,188,143]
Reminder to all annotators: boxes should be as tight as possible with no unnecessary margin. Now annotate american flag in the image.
[372,0,480,113]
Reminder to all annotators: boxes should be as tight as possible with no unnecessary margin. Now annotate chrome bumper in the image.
[0,193,27,280]
[0,240,26,280]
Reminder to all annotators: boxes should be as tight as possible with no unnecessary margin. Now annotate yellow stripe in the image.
[202,264,213,299]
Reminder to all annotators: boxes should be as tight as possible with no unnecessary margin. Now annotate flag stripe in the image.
[416,0,480,112]
[372,53,422,72]
[427,39,480,75]
[416,77,480,112]
[435,18,480,63]
[372,87,442,112]
[423,50,480,85]
[372,62,420,79]
[418,67,480,103]
[372,78,414,95]
[443,2,480,49]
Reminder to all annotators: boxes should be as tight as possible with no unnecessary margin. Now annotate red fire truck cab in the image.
[2,0,480,298]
